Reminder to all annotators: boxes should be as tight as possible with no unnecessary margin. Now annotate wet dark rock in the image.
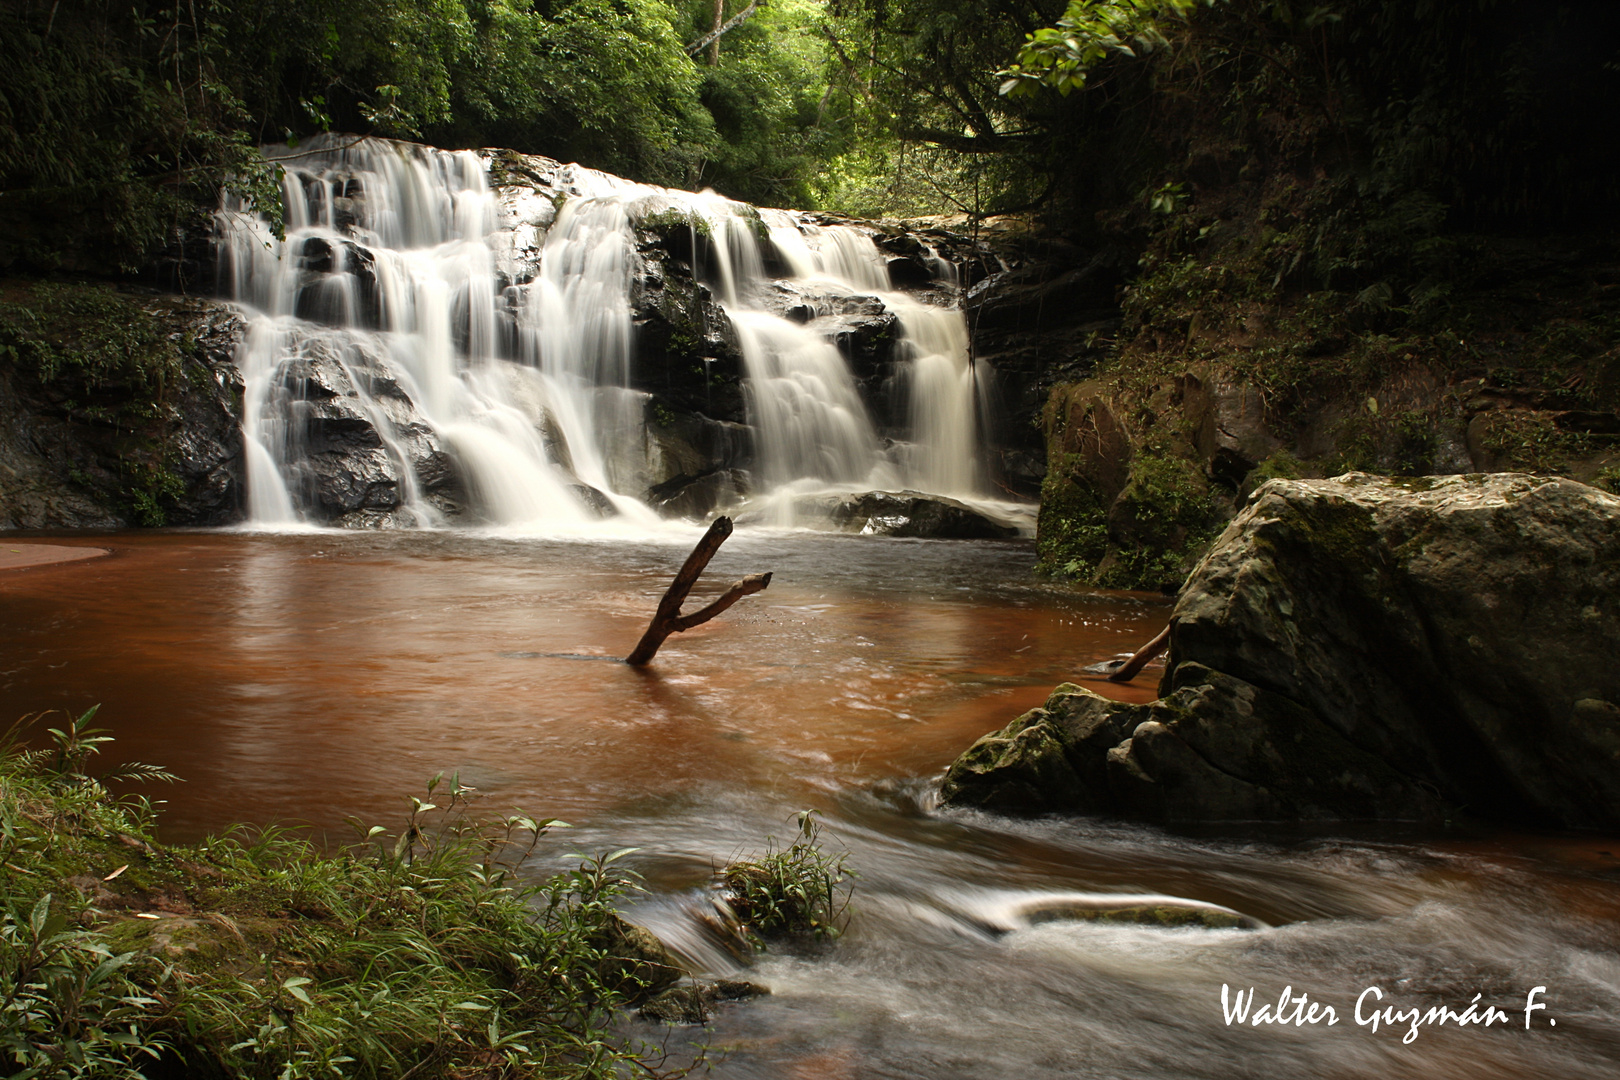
[273,347,464,523]
[647,467,750,520]
[958,242,1133,498]
[632,408,753,518]
[629,247,747,423]
[639,979,769,1024]
[294,238,380,328]
[0,291,246,528]
[965,253,1121,335]
[886,256,934,288]
[800,490,1020,539]
[942,473,1620,829]
[570,483,618,518]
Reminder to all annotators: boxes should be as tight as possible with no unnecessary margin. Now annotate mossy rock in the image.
[591,914,684,1002]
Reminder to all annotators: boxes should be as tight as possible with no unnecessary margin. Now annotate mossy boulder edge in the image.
[943,472,1620,829]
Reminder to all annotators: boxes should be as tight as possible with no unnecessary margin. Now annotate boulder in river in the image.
[796,489,1022,539]
[942,473,1620,829]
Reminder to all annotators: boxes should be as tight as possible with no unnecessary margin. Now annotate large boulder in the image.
[942,473,1620,829]
[271,344,464,525]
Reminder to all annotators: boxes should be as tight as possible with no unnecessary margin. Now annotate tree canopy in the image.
[3,0,1617,275]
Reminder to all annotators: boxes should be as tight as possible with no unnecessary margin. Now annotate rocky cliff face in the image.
[942,472,1620,830]
[0,284,245,528]
[1032,237,1620,592]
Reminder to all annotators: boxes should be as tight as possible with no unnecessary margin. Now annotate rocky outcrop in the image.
[268,345,466,526]
[942,473,1620,830]
[0,286,246,528]
[592,913,684,1003]
[1033,234,1620,592]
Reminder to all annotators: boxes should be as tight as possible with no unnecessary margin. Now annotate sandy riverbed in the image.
[0,543,110,571]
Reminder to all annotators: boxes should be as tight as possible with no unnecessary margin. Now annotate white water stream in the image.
[216,135,998,531]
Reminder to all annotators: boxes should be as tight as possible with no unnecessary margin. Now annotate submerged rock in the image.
[942,473,1620,830]
[1021,902,1258,930]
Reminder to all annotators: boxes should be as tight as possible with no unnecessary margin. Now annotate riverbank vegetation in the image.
[0,708,696,1078]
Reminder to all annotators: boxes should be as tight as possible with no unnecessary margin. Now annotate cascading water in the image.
[217,134,1008,531]
[764,217,992,498]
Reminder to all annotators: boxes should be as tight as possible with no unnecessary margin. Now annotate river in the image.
[3,530,1618,1078]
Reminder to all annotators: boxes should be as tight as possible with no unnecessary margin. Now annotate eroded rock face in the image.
[942,473,1620,829]
[0,292,246,528]
[271,346,464,526]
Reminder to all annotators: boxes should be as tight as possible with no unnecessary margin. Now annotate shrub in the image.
[721,810,852,944]
[0,708,695,1079]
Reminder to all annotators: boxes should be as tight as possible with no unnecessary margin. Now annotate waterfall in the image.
[216,135,999,532]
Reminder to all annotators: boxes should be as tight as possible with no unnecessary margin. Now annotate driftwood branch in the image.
[1107,624,1171,683]
[686,0,763,57]
[626,516,771,666]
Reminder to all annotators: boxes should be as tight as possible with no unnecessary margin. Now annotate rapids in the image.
[4,532,1618,1079]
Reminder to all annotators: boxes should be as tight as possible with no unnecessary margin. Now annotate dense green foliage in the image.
[0,709,690,1079]
[5,0,1619,272]
[0,0,878,273]
[0,282,201,526]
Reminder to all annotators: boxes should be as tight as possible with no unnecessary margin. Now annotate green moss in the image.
[1034,451,1111,579]
[0,280,198,525]
[1261,497,1381,569]
[0,281,186,394]
[1240,450,1302,497]
[1472,410,1588,474]
[638,206,713,240]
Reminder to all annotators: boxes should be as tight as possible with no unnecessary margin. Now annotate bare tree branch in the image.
[1107,624,1171,683]
[686,0,765,59]
[625,516,772,666]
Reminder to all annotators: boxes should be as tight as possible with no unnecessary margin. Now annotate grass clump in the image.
[0,708,696,1079]
[720,811,852,946]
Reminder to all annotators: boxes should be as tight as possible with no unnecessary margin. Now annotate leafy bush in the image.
[0,708,694,1079]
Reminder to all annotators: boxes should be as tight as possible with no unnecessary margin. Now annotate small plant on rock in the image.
[721,811,853,945]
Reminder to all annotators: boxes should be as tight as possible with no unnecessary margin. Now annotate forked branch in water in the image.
[626,516,771,666]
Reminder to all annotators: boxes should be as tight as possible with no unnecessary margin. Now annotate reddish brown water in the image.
[0,529,1162,837]
[4,529,1618,1079]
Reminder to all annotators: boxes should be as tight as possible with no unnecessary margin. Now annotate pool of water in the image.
[3,529,1617,1078]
